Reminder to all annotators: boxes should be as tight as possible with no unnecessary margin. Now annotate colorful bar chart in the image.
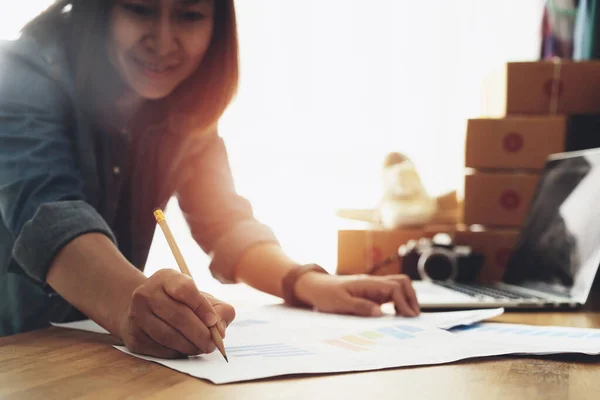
[323,324,424,352]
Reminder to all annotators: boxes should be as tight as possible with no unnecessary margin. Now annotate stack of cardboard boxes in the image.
[337,59,600,282]
[461,60,600,282]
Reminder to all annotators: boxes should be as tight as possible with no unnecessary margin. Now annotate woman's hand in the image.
[294,273,420,317]
[118,269,235,359]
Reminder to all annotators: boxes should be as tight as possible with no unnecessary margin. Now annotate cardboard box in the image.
[465,116,566,170]
[336,225,456,276]
[466,115,600,171]
[506,61,600,115]
[454,227,520,282]
[463,172,539,227]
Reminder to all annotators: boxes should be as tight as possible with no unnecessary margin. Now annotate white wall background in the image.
[0,1,546,294]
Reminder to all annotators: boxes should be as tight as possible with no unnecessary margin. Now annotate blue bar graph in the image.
[377,327,414,339]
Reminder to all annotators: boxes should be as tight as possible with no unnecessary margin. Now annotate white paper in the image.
[52,307,600,384]
[451,322,600,355]
[112,306,507,384]
[51,319,110,334]
[115,315,515,384]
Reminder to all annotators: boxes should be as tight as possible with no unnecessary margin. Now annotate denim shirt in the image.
[0,24,278,336]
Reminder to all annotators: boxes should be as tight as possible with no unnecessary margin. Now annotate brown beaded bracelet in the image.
[281,264,328,308]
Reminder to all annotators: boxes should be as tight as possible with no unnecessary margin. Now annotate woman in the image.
[0,0,420,359]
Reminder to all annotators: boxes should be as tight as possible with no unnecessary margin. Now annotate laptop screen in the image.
[502,149,600,302]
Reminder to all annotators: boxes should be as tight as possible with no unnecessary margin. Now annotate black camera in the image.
[398,233,484,282]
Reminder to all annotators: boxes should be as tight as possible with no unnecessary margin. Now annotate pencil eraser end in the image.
[153,209,165,222]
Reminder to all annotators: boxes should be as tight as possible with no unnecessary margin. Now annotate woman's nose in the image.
[150,15,178,56]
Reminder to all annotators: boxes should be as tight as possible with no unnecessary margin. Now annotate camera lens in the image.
[417,248,458,281]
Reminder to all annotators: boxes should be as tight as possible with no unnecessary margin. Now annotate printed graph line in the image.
[229,348,307,356]
[233,319,270,327]
[227,343,287,351]
[454,324,600,339]
[226,343,313,358]
[234,351,312,358]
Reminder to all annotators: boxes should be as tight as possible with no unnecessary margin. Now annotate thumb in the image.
[342,297,383,317]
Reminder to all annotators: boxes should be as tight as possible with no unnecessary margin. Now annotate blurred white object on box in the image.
[379,153,437,229]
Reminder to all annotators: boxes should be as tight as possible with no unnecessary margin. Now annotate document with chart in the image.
[113,306,514,384]
[56,305,600,384]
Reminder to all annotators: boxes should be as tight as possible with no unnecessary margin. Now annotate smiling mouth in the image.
[133,57,179,76]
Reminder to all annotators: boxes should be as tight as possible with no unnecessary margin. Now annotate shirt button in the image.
[113,166,121,175]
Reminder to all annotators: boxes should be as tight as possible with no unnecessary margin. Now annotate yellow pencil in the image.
[153,208,228,363]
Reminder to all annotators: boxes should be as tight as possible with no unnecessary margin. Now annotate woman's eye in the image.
[179,11,207,22]
[122,3,155,17]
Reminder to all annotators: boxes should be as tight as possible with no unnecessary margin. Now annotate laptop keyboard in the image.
[435,282,544,300]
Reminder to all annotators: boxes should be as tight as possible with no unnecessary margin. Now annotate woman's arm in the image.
[233,243,298,298]
[47,233,236,358]
[46,233,146,336]
[177,130,282,284]
[178,131,420,317]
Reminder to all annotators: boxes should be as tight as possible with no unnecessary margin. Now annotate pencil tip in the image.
[224,355,229,363]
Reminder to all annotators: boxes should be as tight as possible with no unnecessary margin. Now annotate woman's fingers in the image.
[342,276,420,317]
[137,311,200,356]
[161,272,219,327]
[385,275,420,315]
[150,289,215,353]
[400,278,420,315]
[126,324,186,359]
[123,269,236,358]
[203,292,236,328]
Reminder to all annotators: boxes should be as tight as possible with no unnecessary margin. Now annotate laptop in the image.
[413,148,600,309]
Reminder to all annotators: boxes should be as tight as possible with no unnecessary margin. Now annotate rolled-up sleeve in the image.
[0,46,116,283]
[176,130,279,283]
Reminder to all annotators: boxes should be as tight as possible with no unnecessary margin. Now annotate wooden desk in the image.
[1,310,600,399]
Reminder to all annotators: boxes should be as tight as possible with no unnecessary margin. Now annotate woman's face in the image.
[108,0,215,100]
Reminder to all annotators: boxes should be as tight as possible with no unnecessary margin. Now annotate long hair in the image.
[23,0,239,138]
[22,1,240,265]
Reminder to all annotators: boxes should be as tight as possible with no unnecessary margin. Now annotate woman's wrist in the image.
[281,264,328,308]
[47,233,147,339]
[112,271,147,338]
